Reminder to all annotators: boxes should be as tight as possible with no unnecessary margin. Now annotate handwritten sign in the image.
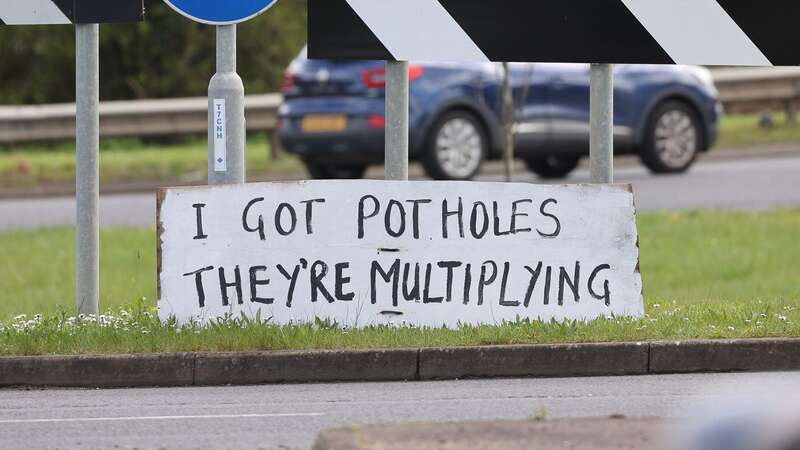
[157,181,643,327]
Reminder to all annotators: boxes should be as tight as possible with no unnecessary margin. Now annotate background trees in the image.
[0,0,307,104]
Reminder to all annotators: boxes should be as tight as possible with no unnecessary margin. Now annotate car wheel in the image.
[640,101,702,174]
[525,155,580,179]
[422,110,487,181]
[305,162,367,180]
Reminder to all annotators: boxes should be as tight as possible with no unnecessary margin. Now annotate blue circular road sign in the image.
[164,0,278,25]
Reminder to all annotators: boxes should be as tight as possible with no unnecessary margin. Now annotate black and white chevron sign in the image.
[0,0,143,25]
[309,0,799,66]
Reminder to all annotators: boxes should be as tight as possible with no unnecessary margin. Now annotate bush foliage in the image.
[0,0,307,104]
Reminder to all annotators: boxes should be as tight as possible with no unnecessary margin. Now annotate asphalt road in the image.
[0,372,797,450]
[1,154,799,231]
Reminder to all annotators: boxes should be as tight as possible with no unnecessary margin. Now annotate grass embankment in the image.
[0,134,302,188]
[0,113,798,188]
[1,210,798,355]
[717,112,800,149]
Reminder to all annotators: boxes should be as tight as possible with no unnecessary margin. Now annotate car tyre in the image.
[525,155,581,179]
[304,162,367,180]
[421,110,488,181]
[640,101,702,174]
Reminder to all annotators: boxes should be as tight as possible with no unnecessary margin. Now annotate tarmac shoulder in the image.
[313,417,671,450]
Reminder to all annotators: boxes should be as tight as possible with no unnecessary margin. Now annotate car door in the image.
[543,63,592,153]
[542,64,638,154]
[506,63,550,153]
[480,63,554,156]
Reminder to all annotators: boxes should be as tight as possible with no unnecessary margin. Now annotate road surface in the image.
[0,372,796,450]
[1,154,799,231]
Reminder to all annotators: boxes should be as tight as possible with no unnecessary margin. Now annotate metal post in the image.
[385,60,409,181]
[590,63,614,183]
[501,62,515,182]
[75,24,100,317]
[208,24,246,185]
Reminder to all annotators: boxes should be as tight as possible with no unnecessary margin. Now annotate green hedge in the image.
[0,0,307,104]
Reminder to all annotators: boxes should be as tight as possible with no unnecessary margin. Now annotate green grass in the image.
[0,135,301,188]
[0,112,799,189]
[1,210,798,355]
[1,227,155,315]
[718,111,800,149]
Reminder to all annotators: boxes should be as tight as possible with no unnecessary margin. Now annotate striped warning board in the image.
[0,0,143,25]
[309,0,799,66]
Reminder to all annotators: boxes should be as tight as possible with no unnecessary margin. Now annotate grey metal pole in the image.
[385,60,409,181]
[501,62,515,182]
[75,24,100,317]
[590,63,614,183]
[208,24,246,185]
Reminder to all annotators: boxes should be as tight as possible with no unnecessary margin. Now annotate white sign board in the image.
[158,181,644,327]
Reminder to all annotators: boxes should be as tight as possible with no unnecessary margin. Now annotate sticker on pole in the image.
[158,180,644,328]
[213,99,227,172]
[163,0,278,25]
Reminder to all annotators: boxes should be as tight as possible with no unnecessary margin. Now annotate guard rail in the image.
[2,68,800,144]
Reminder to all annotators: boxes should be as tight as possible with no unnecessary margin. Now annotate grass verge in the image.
[0,134,302,188]
[1,210,798,355]
[0,113,799,189]
[717,111,800,149]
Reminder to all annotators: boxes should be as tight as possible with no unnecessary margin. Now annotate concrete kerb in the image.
[649,338,800,373]
[0,339,797,388]
[0,352,195,388]
[419,342,649,380]
[194,348,418,385]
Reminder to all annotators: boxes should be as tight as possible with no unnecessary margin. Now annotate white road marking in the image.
[345,0,489,62]
[620,0,772,66]
[0,0,71,25]
[0,412,324,424]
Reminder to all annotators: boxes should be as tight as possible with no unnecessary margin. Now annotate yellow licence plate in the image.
[301,115,348,133]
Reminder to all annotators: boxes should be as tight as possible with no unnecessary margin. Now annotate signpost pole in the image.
[590,63,614,183]
[384,60,409,181]
[75,23,100,317]
[208,24,246,186]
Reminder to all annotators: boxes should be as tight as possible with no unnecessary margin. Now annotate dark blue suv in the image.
[279,49,721,180]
